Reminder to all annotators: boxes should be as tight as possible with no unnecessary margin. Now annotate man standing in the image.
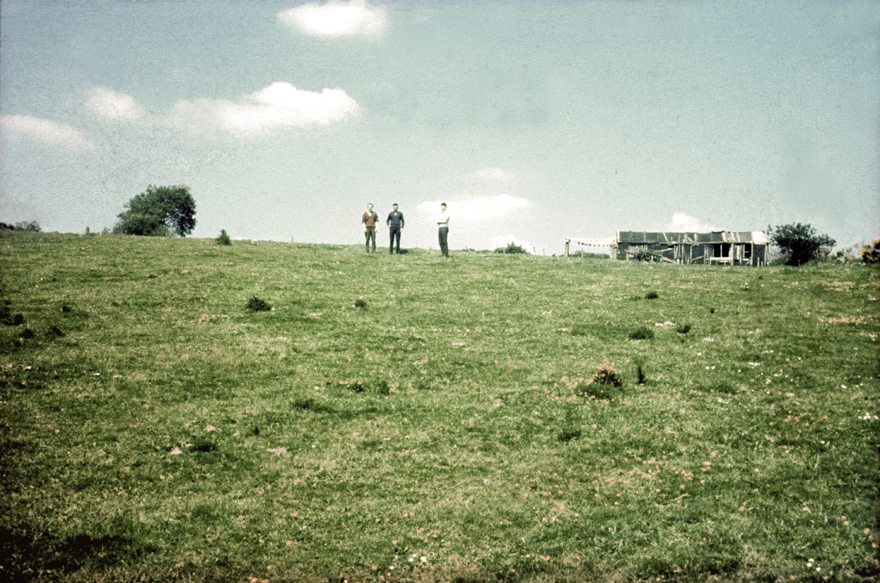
[362,202,379,253]
[437,202,450,258]
[387,203,404,254]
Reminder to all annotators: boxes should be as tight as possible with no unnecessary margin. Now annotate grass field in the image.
[1,231,878,582]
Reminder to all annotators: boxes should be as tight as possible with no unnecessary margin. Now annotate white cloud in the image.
[85,87,144,121]
[667,212,718,232]
[169,82,361,137]
[0,114,93,150]
[417,194,532,222]
[278,0,387,38]
[470,167,511,183]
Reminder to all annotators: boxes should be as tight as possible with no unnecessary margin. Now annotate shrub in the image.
[676,323,691,334]
[628,326,655,340]
[576,363,623,398]
[590,363,622,387]
[645,290,659,300]
[216,229,231,246]
[861,239,880,264]
[246,296,271,312]
[494,242,528,254]
[354,298,367,309]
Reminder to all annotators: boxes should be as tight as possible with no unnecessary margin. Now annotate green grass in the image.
[1,231,879,582]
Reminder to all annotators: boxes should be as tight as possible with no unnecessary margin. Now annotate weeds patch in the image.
[628,326,655,340]
[246,296,272,312]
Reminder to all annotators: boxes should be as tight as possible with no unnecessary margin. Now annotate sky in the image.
[1,0,878,255]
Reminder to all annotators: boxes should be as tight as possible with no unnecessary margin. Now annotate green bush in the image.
[216,229,231,246]
[577,363,623,398]
[861,238,880,264]
[494,242,528,254]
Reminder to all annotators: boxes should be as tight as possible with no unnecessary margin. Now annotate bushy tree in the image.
[770,223,835,266]
[114,185,196,237]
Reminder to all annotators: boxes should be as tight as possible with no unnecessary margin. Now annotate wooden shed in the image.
[613,231,769,266]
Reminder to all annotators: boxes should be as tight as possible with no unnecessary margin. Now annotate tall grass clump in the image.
[577,363,623,399]
[628,325,655,340]
[246,296,271,312]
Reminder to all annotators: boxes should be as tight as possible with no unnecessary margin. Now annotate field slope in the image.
[1,232,878,581]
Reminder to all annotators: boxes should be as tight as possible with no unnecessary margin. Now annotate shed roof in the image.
[616,231,768,244]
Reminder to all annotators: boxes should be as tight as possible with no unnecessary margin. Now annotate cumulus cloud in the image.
[85,87,144,121]
[418,194,532,222]
[278,0,387,38]
[0,114,93,150]
[169,82,361,137]
[667,212,718,232]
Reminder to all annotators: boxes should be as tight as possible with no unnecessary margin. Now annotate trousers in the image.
[389,227,401,254]
[438,227,449,257]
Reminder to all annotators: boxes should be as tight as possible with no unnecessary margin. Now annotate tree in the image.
[13,221,41,232]
[114,185,196,237]
[770,223,835,266]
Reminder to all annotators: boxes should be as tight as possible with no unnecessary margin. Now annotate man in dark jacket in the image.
[387,203,404,254]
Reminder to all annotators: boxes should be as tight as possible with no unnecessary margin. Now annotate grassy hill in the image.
[1,231,878,582]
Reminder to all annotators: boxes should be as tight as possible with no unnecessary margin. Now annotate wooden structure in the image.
[613,230,769,266]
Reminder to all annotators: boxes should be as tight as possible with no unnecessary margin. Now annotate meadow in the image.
[1,231,878,582]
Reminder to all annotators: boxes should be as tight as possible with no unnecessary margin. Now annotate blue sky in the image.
[1,0,878,254]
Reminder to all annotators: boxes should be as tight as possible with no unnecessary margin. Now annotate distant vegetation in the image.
[0,221,41,232]
[1,232,878,581]
[494,241,529,254]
